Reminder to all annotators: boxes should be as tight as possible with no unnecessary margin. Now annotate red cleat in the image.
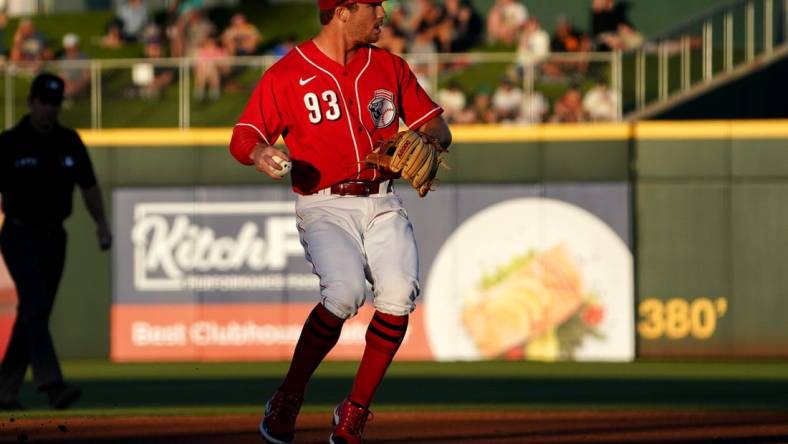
[259,390,303,444]
[329,398,373,444]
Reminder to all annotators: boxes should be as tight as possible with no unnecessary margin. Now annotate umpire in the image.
[0,73,112,410]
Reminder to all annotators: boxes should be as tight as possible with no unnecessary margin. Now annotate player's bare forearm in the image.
[230,125,289,179]
[416,116,452,149]
[249,143,290,180]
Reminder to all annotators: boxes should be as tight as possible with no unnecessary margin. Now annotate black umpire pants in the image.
[0,218,66,401]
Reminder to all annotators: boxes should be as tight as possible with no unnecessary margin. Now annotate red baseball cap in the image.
[318,0,384,11]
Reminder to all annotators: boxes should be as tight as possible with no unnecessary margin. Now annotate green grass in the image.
[8,360,788,418]
[56,359,788,380]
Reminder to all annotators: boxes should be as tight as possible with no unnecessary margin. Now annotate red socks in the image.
[280,303,344,396]
[278,306,408,408]
[348,311,409,408]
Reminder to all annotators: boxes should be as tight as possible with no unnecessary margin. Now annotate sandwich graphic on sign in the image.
[461,245,604,360]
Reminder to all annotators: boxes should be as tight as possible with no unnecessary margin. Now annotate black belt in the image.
[327,180,392,196]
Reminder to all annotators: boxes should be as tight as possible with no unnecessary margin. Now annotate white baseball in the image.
[271,155,292,177]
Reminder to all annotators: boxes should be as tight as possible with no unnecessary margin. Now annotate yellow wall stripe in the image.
[449,123,631,142]
[636,120,788,139]
[79,128,235,146]
[635,121,731,139]
[77,120,788,146]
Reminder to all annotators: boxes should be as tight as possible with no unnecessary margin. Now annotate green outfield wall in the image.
[5,122,788,359]
[634,122,788,357]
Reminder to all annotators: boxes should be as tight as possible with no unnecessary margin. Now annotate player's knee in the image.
[373,276,418,316]
[320,279,366,319]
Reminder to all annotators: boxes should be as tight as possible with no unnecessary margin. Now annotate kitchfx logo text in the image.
[131,202,314,292]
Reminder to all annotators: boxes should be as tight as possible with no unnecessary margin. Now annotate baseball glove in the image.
[365,130,449,197]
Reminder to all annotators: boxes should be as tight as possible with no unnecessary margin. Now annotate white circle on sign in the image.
[423,197,633,362]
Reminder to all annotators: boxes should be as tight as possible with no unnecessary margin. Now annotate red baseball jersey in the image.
[230,40,443,195]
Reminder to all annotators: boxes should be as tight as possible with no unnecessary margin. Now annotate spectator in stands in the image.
[171,0,204,16]
[544,16,592,79]
[518,90,549,124]
[412,0,446,51]
[436,0,482,52]
[183,9,216,56]
[377,25,407,54]
[486,0,528,45]
[221,13,261,57]
[116,0,149,42]
[408,27,438,55]
[424,0,448,30]
[598,21,644,51]
[550,86,587,122]
[140,23,163,48]
[516,17,550,68]
[168,7,214,57]
[58,34,90,101]
[437,80,467,123]
[403,0,436,36]
[492,76,523,123]
[10,19,53,72]
[552,16,592,53]
[218,13,261,94]
[470,86,498,123]
[0,12,7,60]
[193,36,228,102]
[269,34,298,58]
[591,0,622,37]
[100,20,124,49]
[590,0,644,52]
[375,4,408,53]
[582,79,618,121]
[386,3,411,39]
[133,36,176,99]
[452,104,478,124]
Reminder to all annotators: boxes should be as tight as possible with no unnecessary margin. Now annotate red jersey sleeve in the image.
[396,56,443,129]
[230,72,286,164]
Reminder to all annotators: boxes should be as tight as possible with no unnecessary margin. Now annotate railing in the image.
[0,51,618,130]
[622,0,787,116]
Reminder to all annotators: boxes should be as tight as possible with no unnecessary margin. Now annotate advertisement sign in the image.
[424,198,633,362]
[0,208,17,358]
[112,184,633,362]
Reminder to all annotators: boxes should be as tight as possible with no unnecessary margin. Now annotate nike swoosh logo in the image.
[299,75,317,86]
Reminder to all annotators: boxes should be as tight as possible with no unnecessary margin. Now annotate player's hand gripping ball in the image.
[365,130,449,197]
[271,155,292,177]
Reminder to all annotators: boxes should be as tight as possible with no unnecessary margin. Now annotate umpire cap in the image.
[29,73,65,105]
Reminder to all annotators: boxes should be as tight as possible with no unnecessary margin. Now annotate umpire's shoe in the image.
[46,382,82,409]
[0,400,25,411]
[329,399,373,444]
[259,389,303,444]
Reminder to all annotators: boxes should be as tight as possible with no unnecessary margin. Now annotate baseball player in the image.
[229,0,451,442]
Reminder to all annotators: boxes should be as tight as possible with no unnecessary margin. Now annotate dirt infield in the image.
[2,410,788,443]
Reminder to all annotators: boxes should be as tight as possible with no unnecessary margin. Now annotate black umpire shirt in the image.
[0,115,97,226]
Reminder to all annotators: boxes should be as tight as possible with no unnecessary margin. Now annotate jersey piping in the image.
[234,122,271,145]
[295,46,362,178]
[353,48,377,181]
[407,106,443,130]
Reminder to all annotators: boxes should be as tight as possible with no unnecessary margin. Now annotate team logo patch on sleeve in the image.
[368,89,397,128]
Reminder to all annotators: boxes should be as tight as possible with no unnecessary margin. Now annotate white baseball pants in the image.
[295,192,419,319]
